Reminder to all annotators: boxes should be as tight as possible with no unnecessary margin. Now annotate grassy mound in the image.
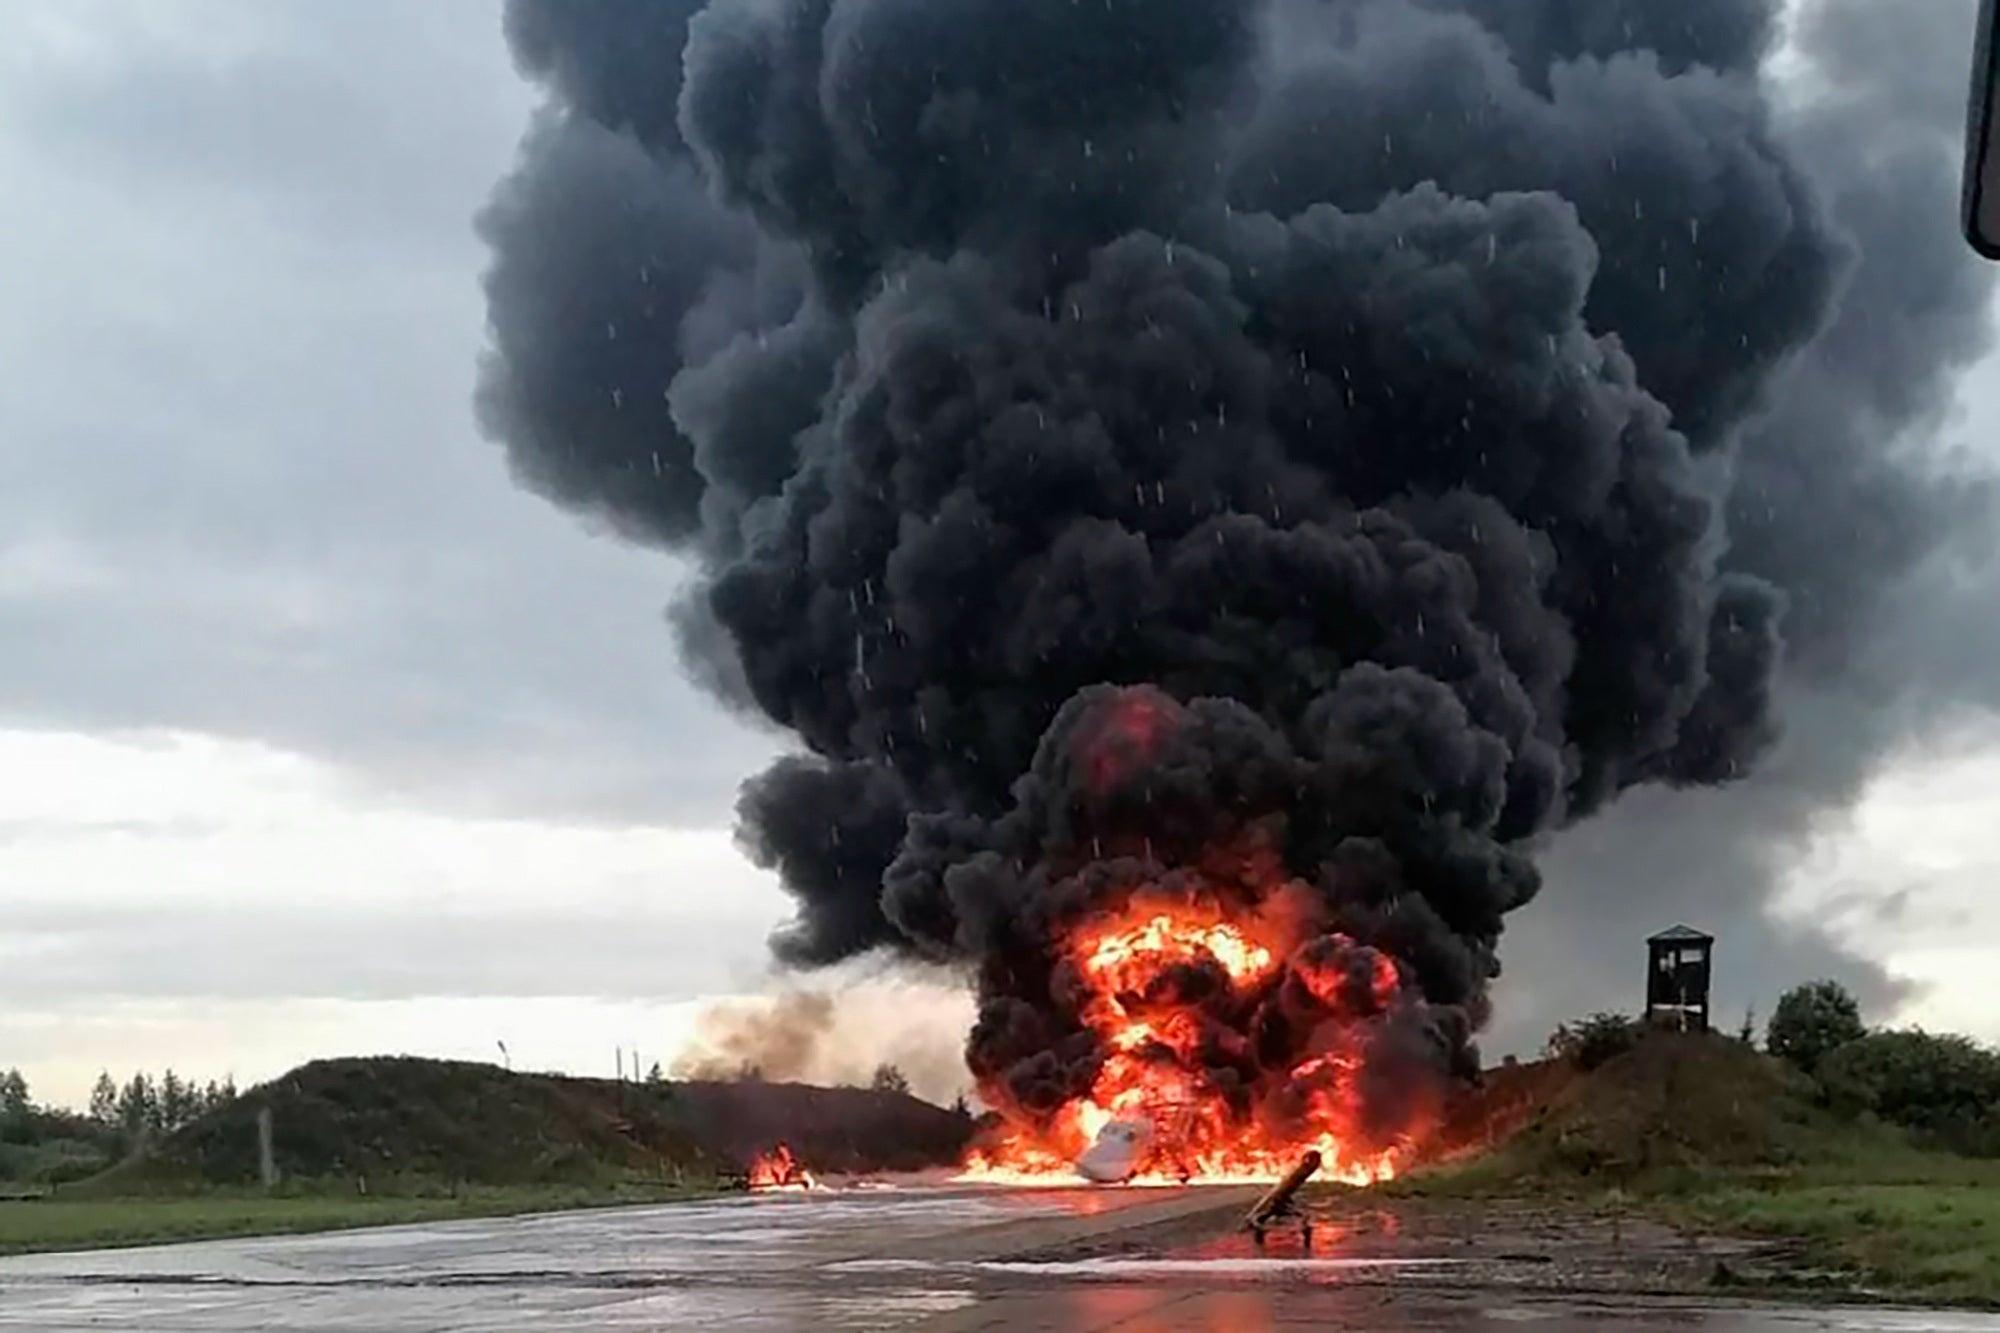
[69,1057,970,1197]
[75,1058,717,1195]
[1518,1032,1827,1178]
[1426,1031,1922,1190]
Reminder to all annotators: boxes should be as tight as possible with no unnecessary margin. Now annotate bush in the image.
[1767,981,1866,1075]
[1546,1013,1642,1071]
[1817,1029,2000,1155]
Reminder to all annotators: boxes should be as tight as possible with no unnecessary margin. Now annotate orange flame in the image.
[959,892,1427,1187]
[747,1141,819,1191]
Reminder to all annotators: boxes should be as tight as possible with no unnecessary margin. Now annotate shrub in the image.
[1767,981,1866,1075]
[1817,1029,2000,1155]
[1547,1013,1642,1071]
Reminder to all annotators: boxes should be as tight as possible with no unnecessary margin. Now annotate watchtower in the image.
[1646,925,1713,1033]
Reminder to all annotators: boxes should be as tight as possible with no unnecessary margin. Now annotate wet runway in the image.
[1,1188,1996,1331]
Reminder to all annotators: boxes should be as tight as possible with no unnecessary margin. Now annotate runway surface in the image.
[1,1186,1994,1331]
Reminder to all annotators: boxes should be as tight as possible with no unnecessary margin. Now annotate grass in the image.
[1387,1118,2000,1307]
[1681,1177,2000,1307]
[0,1181,720,1257]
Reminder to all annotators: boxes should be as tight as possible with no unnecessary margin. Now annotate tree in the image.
[89,1073,118,1126]
[198,1078,237,1115]
[0,1069,29,1139]
[1767,981,1866,1074]
[117,1072,158,1143]
[870,1063,911,1096]
[160,1070,192,1132]
[646,1063,665,1085]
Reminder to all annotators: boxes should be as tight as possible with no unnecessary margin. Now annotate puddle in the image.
[985,1257,1468,1279]
[822,1255,1465,1281]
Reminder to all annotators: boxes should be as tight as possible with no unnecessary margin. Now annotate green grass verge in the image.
[1384,1142,2000,1307]
[0,1182,722,1257]
[1682,1183,2000,1307]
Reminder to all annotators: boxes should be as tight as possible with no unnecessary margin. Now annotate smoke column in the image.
[672,986,972,1101]
[477,0,1997,1126]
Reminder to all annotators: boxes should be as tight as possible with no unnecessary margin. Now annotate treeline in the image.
[1,1067,239,1189]
[85,1070,239,1142]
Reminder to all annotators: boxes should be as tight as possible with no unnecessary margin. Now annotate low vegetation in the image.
[1542,1012,1644,1072]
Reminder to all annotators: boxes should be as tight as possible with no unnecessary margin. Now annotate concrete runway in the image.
[2,1187,1996,1331]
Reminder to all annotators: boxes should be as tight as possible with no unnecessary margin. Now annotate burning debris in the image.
[475,0,1930,1184]
[1245,1151,1325,1244]
[746,1142,818,1191]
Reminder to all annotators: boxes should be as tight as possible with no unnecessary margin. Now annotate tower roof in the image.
[1648,924,1713,944]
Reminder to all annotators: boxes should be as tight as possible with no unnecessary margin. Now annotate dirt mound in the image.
[77,1058,969,1194]
[1454,1032,1836,1182]
[672,1081,975,1175]
[1429,1056,1584,1162]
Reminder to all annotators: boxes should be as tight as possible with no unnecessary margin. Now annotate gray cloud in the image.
[0,902,784,1003]
[0,0,779,829]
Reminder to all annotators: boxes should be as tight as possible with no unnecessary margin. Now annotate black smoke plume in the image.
[478,0,1996,1119]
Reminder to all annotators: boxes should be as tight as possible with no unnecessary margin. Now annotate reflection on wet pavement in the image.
[3,1188,1999,1331]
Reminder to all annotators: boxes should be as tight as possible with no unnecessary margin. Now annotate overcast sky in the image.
[3,0,1997,1109]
